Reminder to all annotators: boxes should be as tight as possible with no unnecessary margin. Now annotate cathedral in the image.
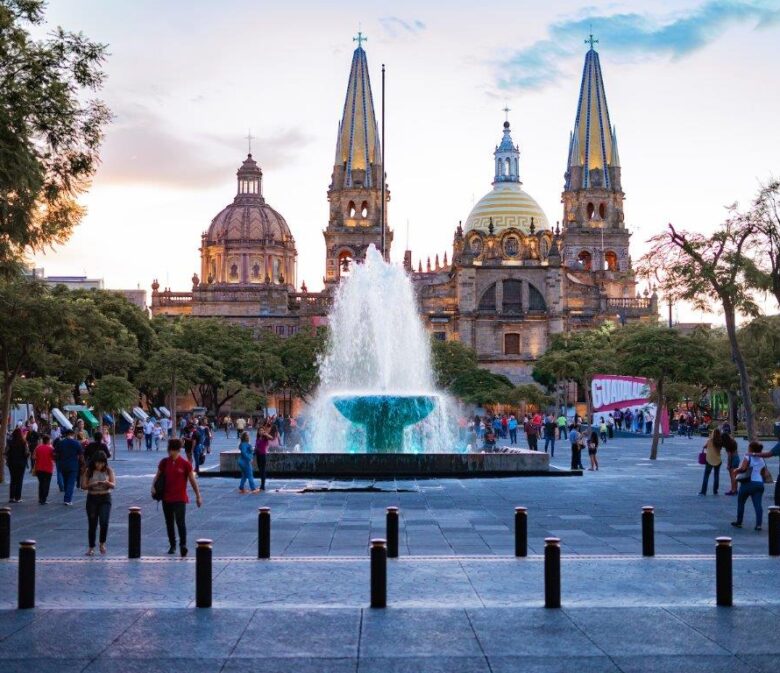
[151,37,657,384]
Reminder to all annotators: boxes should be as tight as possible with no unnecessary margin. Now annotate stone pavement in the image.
[1,431,780,671]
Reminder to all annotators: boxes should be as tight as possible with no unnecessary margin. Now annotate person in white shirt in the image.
[143,418,155,451]
[160,416,171,439]
[732,441,768,531]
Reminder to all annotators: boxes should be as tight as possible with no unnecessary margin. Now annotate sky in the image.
[31,0,780,323]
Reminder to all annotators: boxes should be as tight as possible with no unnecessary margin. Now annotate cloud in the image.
[379,16,426,39]
[96,103,310,189]
[498,0,780,91]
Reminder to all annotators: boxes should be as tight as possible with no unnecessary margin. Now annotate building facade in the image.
[151,39,656,382]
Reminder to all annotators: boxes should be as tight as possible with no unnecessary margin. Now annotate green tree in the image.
[248,333,286,414]
[614,325,712,459]
[278,328,327,403]
[640,219,760,438]
[431,340,479,389]
[0,0,110,273]
[90,375,138,457]
[12,375,71,417]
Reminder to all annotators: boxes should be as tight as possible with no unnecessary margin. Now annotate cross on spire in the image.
[353,31,367,48]
[246,129,254,154]
[502,104,511,122]
[585,32,599,50]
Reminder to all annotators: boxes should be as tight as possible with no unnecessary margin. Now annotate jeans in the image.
[544,436,555,456]
[570,444,581,470]
[238,459,256,490]
[700,463,721,494]
[527,435,538,451]
[36,471,53,503]
[86,494,112,547]
[509,428,517,444]
[162,501,187,548]
[193,444,203,474]
[56,463,64,492]
[8,463,25,501]
[736,480,765,526]
[255,453,267,490]
[145,434,153,450]
[558,426,566,439]
[61,466,78,503]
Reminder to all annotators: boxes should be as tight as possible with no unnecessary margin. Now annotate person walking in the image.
[6,428,29,503]
[237,431,259,494]
[732,441,768,531]
[723,432,740,496]
[598,417,608,445]
[524,417,539,451]
[81,451,115,555]
[32,434,55,504]
[151,438,203,556]
[84,431,111,463]
[568,424,582,471]
[255,421,271,491]
[54,429,84,506]
[699,428,723,496]
[143,417,155,451]
[508,415,518,445]
[587,428,600,471]
[543,414,556,456]
[557,413,567,439]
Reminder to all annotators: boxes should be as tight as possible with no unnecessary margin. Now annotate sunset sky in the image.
[33,0,780,322]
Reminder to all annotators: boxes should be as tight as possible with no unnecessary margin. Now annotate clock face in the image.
[503,236,519,257]
[470,236,483,254]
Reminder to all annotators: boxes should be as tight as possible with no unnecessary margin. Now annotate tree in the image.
[614,325,712,459]
[248,334,286,414]
[743,179,780,309]
[0,0,110,273]
[506,384,553,411]
[90,375,138,457]
[640,219,760,438]
[278,328,327,404]
[11,375,71,416]
[431,340,479,389]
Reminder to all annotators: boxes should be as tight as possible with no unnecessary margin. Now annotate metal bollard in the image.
[641,506,655,557]
[195,539,213,608]
[128,507,142,559]
[544,537,561,609]
[514,507,528,557]
[370,538,387,608]
[768,507,780,557]
[0,507,10,559]
[715,537,732,607]
[386,507,399,558]
[18,540,36,609]
[258,507,271,559]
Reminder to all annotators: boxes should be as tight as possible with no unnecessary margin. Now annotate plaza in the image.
[1,433,780,672]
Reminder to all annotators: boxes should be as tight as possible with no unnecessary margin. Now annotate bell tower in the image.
[324,34,391,285]
[561,36,629,274]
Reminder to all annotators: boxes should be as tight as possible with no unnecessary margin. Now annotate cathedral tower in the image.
[324,36,391,285]
[561,38,629,274]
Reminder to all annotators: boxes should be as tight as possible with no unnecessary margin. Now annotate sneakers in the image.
[167,545,176,555]
[180,546,188,558]
[731,521,742,528]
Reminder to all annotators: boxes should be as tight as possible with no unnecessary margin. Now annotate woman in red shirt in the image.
[32,434,55,504]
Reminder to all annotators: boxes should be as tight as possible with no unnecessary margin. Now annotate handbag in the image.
[762,464,774,484]
[152,458,167,501]
[697,450,706,465]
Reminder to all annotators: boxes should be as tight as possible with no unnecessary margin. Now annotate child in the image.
[125,427,134,451]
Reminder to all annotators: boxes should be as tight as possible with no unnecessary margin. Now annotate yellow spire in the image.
[334,36,381,188]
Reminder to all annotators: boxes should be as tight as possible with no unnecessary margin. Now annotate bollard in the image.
[18,540,35,609]
[370,538,387,608]
[641,506,655,557]
[128,507,142,559]
[768,507,780,557]
[514,507,528,557]
[715,537,732,607]
[0,507,10,560]
[386,507,399,558]
[195,539,213,608]
[544,537,561,609]
[258,507,271,559]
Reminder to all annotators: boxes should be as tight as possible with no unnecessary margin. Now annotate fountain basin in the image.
[332,394,435,453]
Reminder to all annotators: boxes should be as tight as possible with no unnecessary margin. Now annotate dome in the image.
[204,154,294,245]
[464,182,550,234]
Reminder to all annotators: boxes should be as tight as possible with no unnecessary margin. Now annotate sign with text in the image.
[591,375,668,434]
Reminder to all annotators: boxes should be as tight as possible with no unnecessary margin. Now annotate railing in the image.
[153,291,193,306]
[288,292,331,313]
[607,298,653,310]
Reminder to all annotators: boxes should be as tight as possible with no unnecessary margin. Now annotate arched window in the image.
[504,333,520,355]
[578,250,592,271]
[599,203,606,219]
[528,284,547,311]
[505,157,511,176]
[347,201,356,218]
[502,279,523,314]
[338,250,354,277]
[361,201,368,218]
[586,203,595,219]
[605,250,618,272]
[478,283,496,311]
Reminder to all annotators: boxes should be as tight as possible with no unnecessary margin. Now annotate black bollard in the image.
[18,540,35,609]
[0,507,10,560]
[514,507,528,557]
[370,538,387,608]
[715,536,732,607]
[641,506,655,557]
[768,507,780,557]
[386,507,399,559]
[544,537,561,609]
[258,507,271,559]
[128,507,142,559]
[195,539,213,608]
